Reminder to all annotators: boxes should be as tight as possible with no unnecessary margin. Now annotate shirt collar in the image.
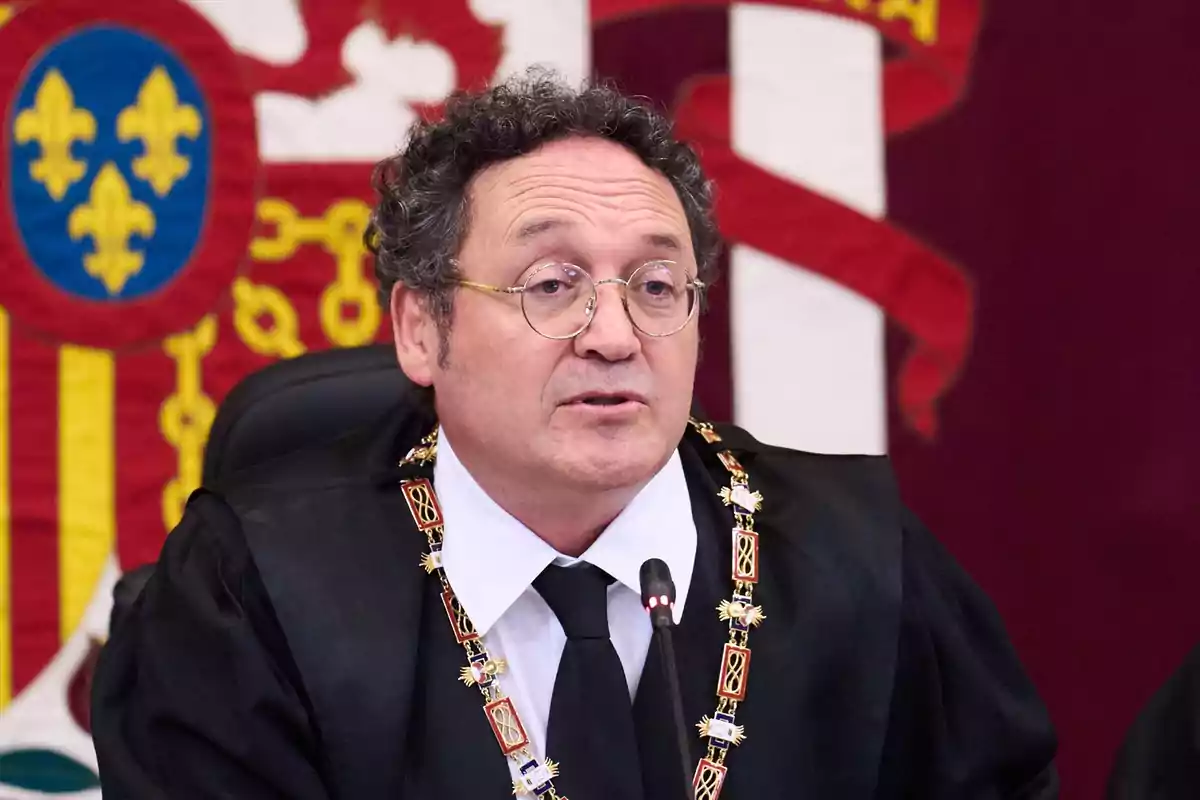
[435,427,697,635]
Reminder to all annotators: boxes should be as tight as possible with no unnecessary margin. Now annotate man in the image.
[92,72,1059,799]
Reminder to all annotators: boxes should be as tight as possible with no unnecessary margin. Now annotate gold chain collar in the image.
[397,420,764,800]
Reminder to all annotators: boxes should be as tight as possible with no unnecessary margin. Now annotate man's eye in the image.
[530,279,563,295]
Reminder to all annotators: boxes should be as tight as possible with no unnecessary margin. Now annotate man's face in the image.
[396,136,700,495]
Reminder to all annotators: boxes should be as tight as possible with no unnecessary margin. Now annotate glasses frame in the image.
[454,259,707,340]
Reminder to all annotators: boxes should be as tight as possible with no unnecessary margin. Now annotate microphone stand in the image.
[654,620,696,800]
[641,558,695,800]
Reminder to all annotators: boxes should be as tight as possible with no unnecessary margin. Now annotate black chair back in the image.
[202,344,414,486]
[110,345,412,636]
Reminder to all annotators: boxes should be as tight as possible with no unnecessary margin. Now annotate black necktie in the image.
[534,563,644,800]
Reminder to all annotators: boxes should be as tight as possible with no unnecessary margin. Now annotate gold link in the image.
[249,197,380,348]
[318,199,378,347]
[249,198,302,261]
[159,315,218,530]
[231,276,306,358]
[320,276,379,348]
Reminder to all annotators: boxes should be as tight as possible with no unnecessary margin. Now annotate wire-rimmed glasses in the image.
[456,260,705,340]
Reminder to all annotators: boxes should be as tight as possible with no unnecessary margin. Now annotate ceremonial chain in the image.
[397,420,764,800]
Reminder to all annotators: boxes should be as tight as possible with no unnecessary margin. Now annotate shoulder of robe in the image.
[190,399,434,560]
[211,399,431,494]
[690,420,905,592]
[702,420,902,529]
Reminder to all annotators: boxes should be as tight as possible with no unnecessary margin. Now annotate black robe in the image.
[1106,641,1200,799]
[91,402,1059,798]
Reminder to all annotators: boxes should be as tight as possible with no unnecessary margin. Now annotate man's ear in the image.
[390,282,437,387]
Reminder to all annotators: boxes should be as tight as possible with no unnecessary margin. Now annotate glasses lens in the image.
[521,263,594,338]
[626,261,697,336]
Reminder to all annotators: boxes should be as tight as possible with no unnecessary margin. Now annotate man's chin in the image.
[556,442,667,489]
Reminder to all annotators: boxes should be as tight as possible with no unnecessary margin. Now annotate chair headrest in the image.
[202,344,414,486]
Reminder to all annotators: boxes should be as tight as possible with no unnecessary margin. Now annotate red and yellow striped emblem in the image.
[0,163,395,710]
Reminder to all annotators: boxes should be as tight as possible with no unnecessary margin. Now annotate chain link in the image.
[231,276,306,358]
[250,197,380,348]
[159,315,217,530]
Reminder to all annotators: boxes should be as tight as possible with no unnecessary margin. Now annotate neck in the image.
[495,484,639,557]
[440,434,645,557]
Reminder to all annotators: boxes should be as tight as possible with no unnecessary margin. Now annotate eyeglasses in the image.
[455,260,706,340]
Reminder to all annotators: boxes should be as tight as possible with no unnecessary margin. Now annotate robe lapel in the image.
[634,442,732,800]
[234,470,433,796]
[385,433,513,798]
[403,566,514,797]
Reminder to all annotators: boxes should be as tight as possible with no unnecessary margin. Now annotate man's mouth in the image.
[578,396,628,406]
[564,392,646,407]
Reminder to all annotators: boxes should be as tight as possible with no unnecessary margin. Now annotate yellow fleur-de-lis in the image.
[117,65,202,196]
[14,68,96,200]
[67,162,155,295]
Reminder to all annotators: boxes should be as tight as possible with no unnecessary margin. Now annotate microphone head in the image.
[639,557,676,627]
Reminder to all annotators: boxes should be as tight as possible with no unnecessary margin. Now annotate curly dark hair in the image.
[365,69,721,354]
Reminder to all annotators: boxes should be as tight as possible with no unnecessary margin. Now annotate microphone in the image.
[639,558,694,800]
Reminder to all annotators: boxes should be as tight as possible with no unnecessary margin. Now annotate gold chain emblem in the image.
[485,698,530,755]
[459,658,507,687]
[691,419,723,444]
[420,551,443,574]
[399,419,763,800]
[402,478,444,530]
[440,588,478,644]
[732,528,760,583]
[717,644,752,702]
[717,599,765,628]
[697,715,746,746]
[694,759,728,800]
[511,758,561,796]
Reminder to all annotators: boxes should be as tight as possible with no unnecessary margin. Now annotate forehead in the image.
[466,137,691,246]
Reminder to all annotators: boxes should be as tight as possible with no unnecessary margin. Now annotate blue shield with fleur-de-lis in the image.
[9,25,210,301]
[0,2,262,793]
[0,1,257,351]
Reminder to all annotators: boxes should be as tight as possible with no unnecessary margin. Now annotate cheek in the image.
[660,337,700,419]
[444,306,556,405]
[447,297,520,362]
[660,332,700,386]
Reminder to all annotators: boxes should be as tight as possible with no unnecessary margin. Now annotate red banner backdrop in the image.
[0,3,1196,799]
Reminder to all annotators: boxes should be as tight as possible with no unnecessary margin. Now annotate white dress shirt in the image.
[435,428,698,777]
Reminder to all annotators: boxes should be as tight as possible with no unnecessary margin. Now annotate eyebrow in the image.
[513,219,567,241]
[643,232,683,252]
[511,219,683,252]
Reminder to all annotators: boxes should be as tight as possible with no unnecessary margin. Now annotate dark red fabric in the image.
[671,75,973,437]
[886,2,1200,798]
[597,3,1200,798]
[8,326,60,695]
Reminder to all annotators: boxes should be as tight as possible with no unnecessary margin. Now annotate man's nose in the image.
[573,284,640,362]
